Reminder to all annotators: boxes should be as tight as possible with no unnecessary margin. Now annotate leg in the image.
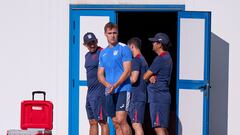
[154,127,169,135]
[97,95,109,135]
[115,91,132,135]
[105,94,123,134]
[112,116,123,135]
[132,123,144,135]
[150,103,170,135]
[99,121,109,135]
[129,102,145,135]
[89,119,98,135]
[116,111,132,135]
[86,100,98,135]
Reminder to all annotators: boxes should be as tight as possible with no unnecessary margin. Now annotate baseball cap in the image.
[148,33,170,45]
[83,32,97,44]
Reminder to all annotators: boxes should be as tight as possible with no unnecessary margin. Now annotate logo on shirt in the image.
[113,50,118,56]
[103,53,107,57]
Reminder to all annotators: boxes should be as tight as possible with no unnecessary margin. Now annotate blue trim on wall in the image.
[176,11,181,135]
[203,12,211,135]
[79,80,87,86]
[70,4,185,11]
[176,11,211,135]
[69,9,80,135]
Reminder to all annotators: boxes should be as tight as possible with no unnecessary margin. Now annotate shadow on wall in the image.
[209,33,229,135]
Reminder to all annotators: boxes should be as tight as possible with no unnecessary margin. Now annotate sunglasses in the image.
[86,41,97,46]
[152,41,160,45]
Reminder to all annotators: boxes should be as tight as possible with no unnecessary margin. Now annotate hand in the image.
[149,75,157,84]
[105,84,114,95]
[106,84,117,94]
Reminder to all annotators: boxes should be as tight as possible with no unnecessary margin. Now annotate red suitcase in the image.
[21,91,53,130]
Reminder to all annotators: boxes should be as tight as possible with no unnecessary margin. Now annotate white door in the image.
[177,11,211,135]
[69,9,116,135]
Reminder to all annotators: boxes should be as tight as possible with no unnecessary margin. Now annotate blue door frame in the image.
[69,4,189,135]
[176,11,211,135]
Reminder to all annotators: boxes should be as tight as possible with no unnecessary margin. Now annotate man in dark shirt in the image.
[83,32,109,135]
[127,37,148,135]
[143,33,173,135]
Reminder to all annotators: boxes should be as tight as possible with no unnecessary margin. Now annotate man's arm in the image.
[98,67,112,88]
[143,70,154,81]
[130,71,139,84]
[107,61,131,94]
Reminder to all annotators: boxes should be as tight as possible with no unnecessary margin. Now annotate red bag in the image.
[21,91,53,130]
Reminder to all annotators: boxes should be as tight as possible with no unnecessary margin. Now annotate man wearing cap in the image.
[98,22,132,135]
[143,33,173,135]
[127,37,148,135]
[83,32,109,135]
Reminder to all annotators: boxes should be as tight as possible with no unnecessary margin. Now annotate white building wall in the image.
[0,0,69,135]
[184,1,240,135]
[0,0,239,135]
[70,0,184,4]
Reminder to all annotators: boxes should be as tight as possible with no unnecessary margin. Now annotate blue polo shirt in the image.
[99,42,132,93]
[85,47,105,100]
[131,54,148,102]
[147,51,172,103]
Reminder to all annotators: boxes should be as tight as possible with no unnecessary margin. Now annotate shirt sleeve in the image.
[149,56,163,74]
[98,51,104,67]
[131,58,141,72]
[122,46,132,62]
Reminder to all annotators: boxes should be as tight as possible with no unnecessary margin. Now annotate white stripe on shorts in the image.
[125,91,131,111]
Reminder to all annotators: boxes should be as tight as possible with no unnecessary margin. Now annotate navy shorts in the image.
[85,96,107,121]
[128,101,146,124]
[149,102,170,128]
[106,91,130,117]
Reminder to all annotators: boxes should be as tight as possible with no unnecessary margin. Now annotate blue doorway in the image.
[69,4,211,135]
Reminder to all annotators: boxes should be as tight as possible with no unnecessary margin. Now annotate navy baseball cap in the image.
[148,33,170,45]
[83,32,97,44]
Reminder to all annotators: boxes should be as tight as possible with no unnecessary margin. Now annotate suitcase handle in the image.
[32,91,46,100]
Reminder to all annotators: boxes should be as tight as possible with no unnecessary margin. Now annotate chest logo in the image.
[103,53,107,57]
[113,50,118,56]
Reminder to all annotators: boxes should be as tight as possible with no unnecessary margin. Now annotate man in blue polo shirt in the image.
[127,37,148,135]
[83,32,109,135]
[143,33,173,135]
[98,22,132,135]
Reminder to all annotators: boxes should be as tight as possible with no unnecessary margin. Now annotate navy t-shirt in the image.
[85,47,105,100]
[147,51,172,103]
[131,54,148,102]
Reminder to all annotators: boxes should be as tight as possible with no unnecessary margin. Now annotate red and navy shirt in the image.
[131,54,148,102]
[147,51,172,103]
[85,47,105,100]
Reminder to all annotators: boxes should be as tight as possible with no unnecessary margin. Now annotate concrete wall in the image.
[0,0,239,135]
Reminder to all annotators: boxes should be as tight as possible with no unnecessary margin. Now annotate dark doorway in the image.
[117,11,178,135]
